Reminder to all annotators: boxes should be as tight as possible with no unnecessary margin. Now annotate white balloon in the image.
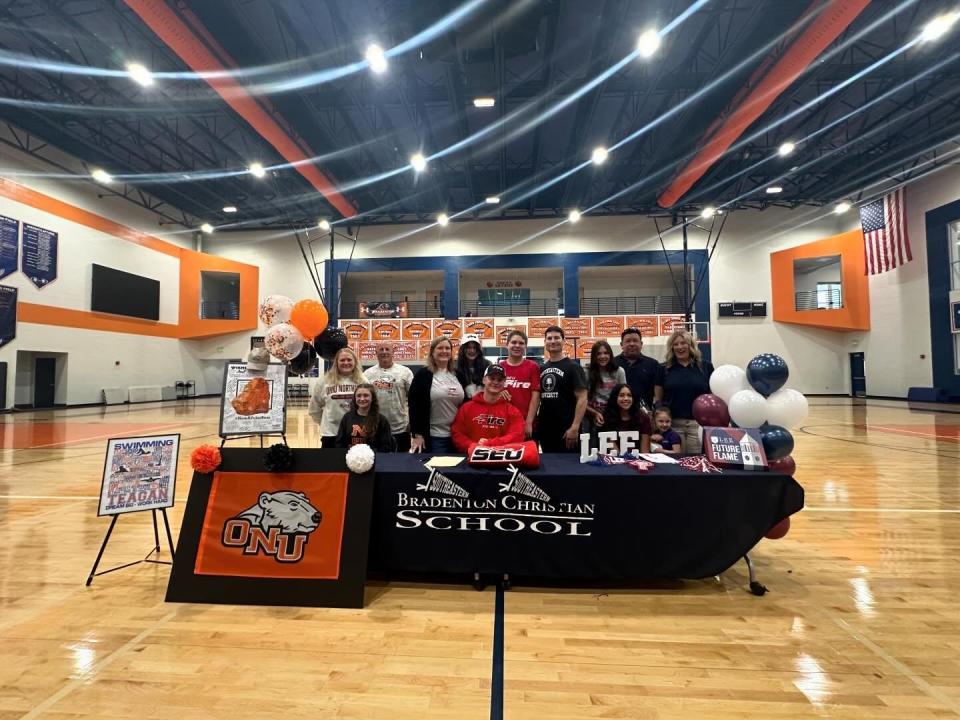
[710,364,749,403]
[728,389,769,428]
[258,294,294,327]
[765,388,809,429]
[265,322,304,361]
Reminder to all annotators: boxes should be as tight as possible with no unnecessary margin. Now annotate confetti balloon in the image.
[289,299,329,339]
[265,322,304,361]
[258,295,294,327]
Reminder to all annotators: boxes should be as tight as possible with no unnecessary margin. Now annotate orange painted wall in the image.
[0,179,258,339]
[770,229,870,331]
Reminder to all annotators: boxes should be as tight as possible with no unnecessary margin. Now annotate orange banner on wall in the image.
[462,317,494,339]
[370,319,401,340]
[593,316,625,337]
[401,319,432,341]
[562,340,576,359]
[625,315,658,338]
[194,471,348,580]
[340,320,370,341]
[658,315,686,336]
[577,339,602,359]
[433,319,462,339]
[357,342,379,361]
[496,324,527,347]
[561,317,592,338]
[391,341,417,361]
[527,317,559,338]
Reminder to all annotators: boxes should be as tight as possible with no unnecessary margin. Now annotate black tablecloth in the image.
[369,454,803,580]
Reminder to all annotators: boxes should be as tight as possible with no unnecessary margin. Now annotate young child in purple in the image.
[651,408,683,453]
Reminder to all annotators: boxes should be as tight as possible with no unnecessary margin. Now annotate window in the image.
[816,282,842,309]
[200,271,240,319]
[478,288,530,305]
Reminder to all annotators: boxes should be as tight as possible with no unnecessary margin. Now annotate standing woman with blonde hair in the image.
[653,329,714,453]
[309,347,365,448]
[408,336,465,453]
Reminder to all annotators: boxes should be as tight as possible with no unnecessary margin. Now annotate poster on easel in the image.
[98,434,180,515]
[219,361,287,436]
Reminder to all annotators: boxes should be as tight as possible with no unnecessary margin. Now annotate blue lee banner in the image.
[0,214,18,281]
[21,223,58,288]
[0,284,16,349]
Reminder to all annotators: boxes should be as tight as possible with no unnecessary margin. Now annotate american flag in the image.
[859,188,912,275]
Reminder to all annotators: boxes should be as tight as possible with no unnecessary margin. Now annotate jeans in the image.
[429,435,453,454]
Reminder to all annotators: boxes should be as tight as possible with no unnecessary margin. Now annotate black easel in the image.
[86,507,176,586]
[219,432,288,448]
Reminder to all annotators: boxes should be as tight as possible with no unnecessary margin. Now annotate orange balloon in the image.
[289,299,329,339]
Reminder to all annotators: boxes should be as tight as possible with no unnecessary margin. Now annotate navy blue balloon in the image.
[746,353,789,397]
[760,424,794,461]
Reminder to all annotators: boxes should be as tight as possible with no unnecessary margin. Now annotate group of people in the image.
[307,325,714,455]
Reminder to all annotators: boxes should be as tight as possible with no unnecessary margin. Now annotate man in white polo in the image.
[363,341,414,451]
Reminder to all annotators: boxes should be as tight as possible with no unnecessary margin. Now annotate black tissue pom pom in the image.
[263,443,294,472]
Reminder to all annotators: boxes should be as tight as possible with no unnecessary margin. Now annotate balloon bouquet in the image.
[691,352,809,540]
[257,294,348,373]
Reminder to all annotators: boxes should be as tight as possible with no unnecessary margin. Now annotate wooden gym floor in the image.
[1,397,959,719]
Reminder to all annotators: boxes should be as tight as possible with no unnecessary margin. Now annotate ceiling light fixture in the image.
[318,219,331,231]
[637,29,661,58]
[200,223,214,234]
[485,196,501,204]
[920,12,959,42]
[248,162,266,178]
[90,168,113,184]
[834,201,852,214]
[410,153,427,172]
[473,97,495,108]
[568,209,582,223]
[126,62,154,87]
[437,213,449,226]
[778,141,796,157]
[365,43,388,73]
[591,146,609,165]
[222,205,237,213]
[766,186,784,194]
[700,206,716,219]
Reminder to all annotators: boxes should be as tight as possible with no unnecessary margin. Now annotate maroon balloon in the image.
[765,517,790,540]
[768,455,796,476]
[692,393,731,427]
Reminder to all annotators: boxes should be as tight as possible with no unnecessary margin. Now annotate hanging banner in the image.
[495,324,527,347]
[593,316,626,337]
[370,319,401,340]
[577,339,602,360]
[462,317,494,339]
[432,319,462,339]
[98,434,180,515]
[625,315,658,338]
[0,284,17,349]
[527,317,559,338]
[391,340,417,361]
[561,317,592,338]
[339,320,370,342]
[562,339,576,359]
[0,215,18,281]
[359,301,408,318]
[219,362,288,436]
[21,223,58,289]
[357,342,379,361]
[658,315,686,336]
[401,319,432,341]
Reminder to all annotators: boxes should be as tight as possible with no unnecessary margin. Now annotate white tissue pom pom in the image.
[346,443,375,473]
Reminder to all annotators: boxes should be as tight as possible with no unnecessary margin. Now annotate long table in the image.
[369,454,803,581]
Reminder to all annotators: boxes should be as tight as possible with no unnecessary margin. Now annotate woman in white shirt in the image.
[408,337,465,453]
[308,347,365,448]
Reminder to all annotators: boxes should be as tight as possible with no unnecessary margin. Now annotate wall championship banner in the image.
[98,434,180,515]
[195,471,348,579]
[21,223,57,288]
[0,284,16,349]
[703,427,767,470]
[0,215,18,281]
[219,362,287,436]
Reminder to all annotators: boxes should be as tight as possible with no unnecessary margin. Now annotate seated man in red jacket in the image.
[451,364,526,452]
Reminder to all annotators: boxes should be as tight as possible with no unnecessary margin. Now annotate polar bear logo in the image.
[235,491,322,534]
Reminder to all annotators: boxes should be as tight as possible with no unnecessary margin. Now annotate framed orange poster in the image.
[462,317,494,339]
[340,320,370,342]
[391,341,417,361]
[593,316,625,337]
[357,342,379,361]
[576,339,601,359]
[527,317,559,338]
[496,324,527,347]
[401,319,432,341]
[432,319,462,339]
[370,319,401,340]
[658,315,686,336]
[561,317,592,338]
[625,315,658,338]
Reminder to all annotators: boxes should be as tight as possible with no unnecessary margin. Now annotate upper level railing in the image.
[339,295,688,319]
[795,289,843,310]
[200,300,239,319]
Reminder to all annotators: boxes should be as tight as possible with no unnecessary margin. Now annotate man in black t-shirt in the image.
[615,326,659,410]
[537,326,588,453]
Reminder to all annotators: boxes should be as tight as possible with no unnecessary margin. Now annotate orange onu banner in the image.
[194,471,349,580]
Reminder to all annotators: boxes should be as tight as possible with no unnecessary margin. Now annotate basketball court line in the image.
[805,506,960,513]
[799,425,960,460]
[1,421,187,450]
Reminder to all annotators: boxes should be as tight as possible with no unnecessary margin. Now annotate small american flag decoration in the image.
[859,188,912,275]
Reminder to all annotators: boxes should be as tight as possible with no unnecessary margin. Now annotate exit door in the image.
[849,352,866,398]
[34,357,56,408]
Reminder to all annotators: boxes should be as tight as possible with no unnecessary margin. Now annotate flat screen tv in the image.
[91,264,160,321]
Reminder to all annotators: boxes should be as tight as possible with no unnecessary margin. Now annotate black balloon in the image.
[313,326,348,361]
[760,424,794,461]
[288,343,317,375]
[746,353,789,396]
